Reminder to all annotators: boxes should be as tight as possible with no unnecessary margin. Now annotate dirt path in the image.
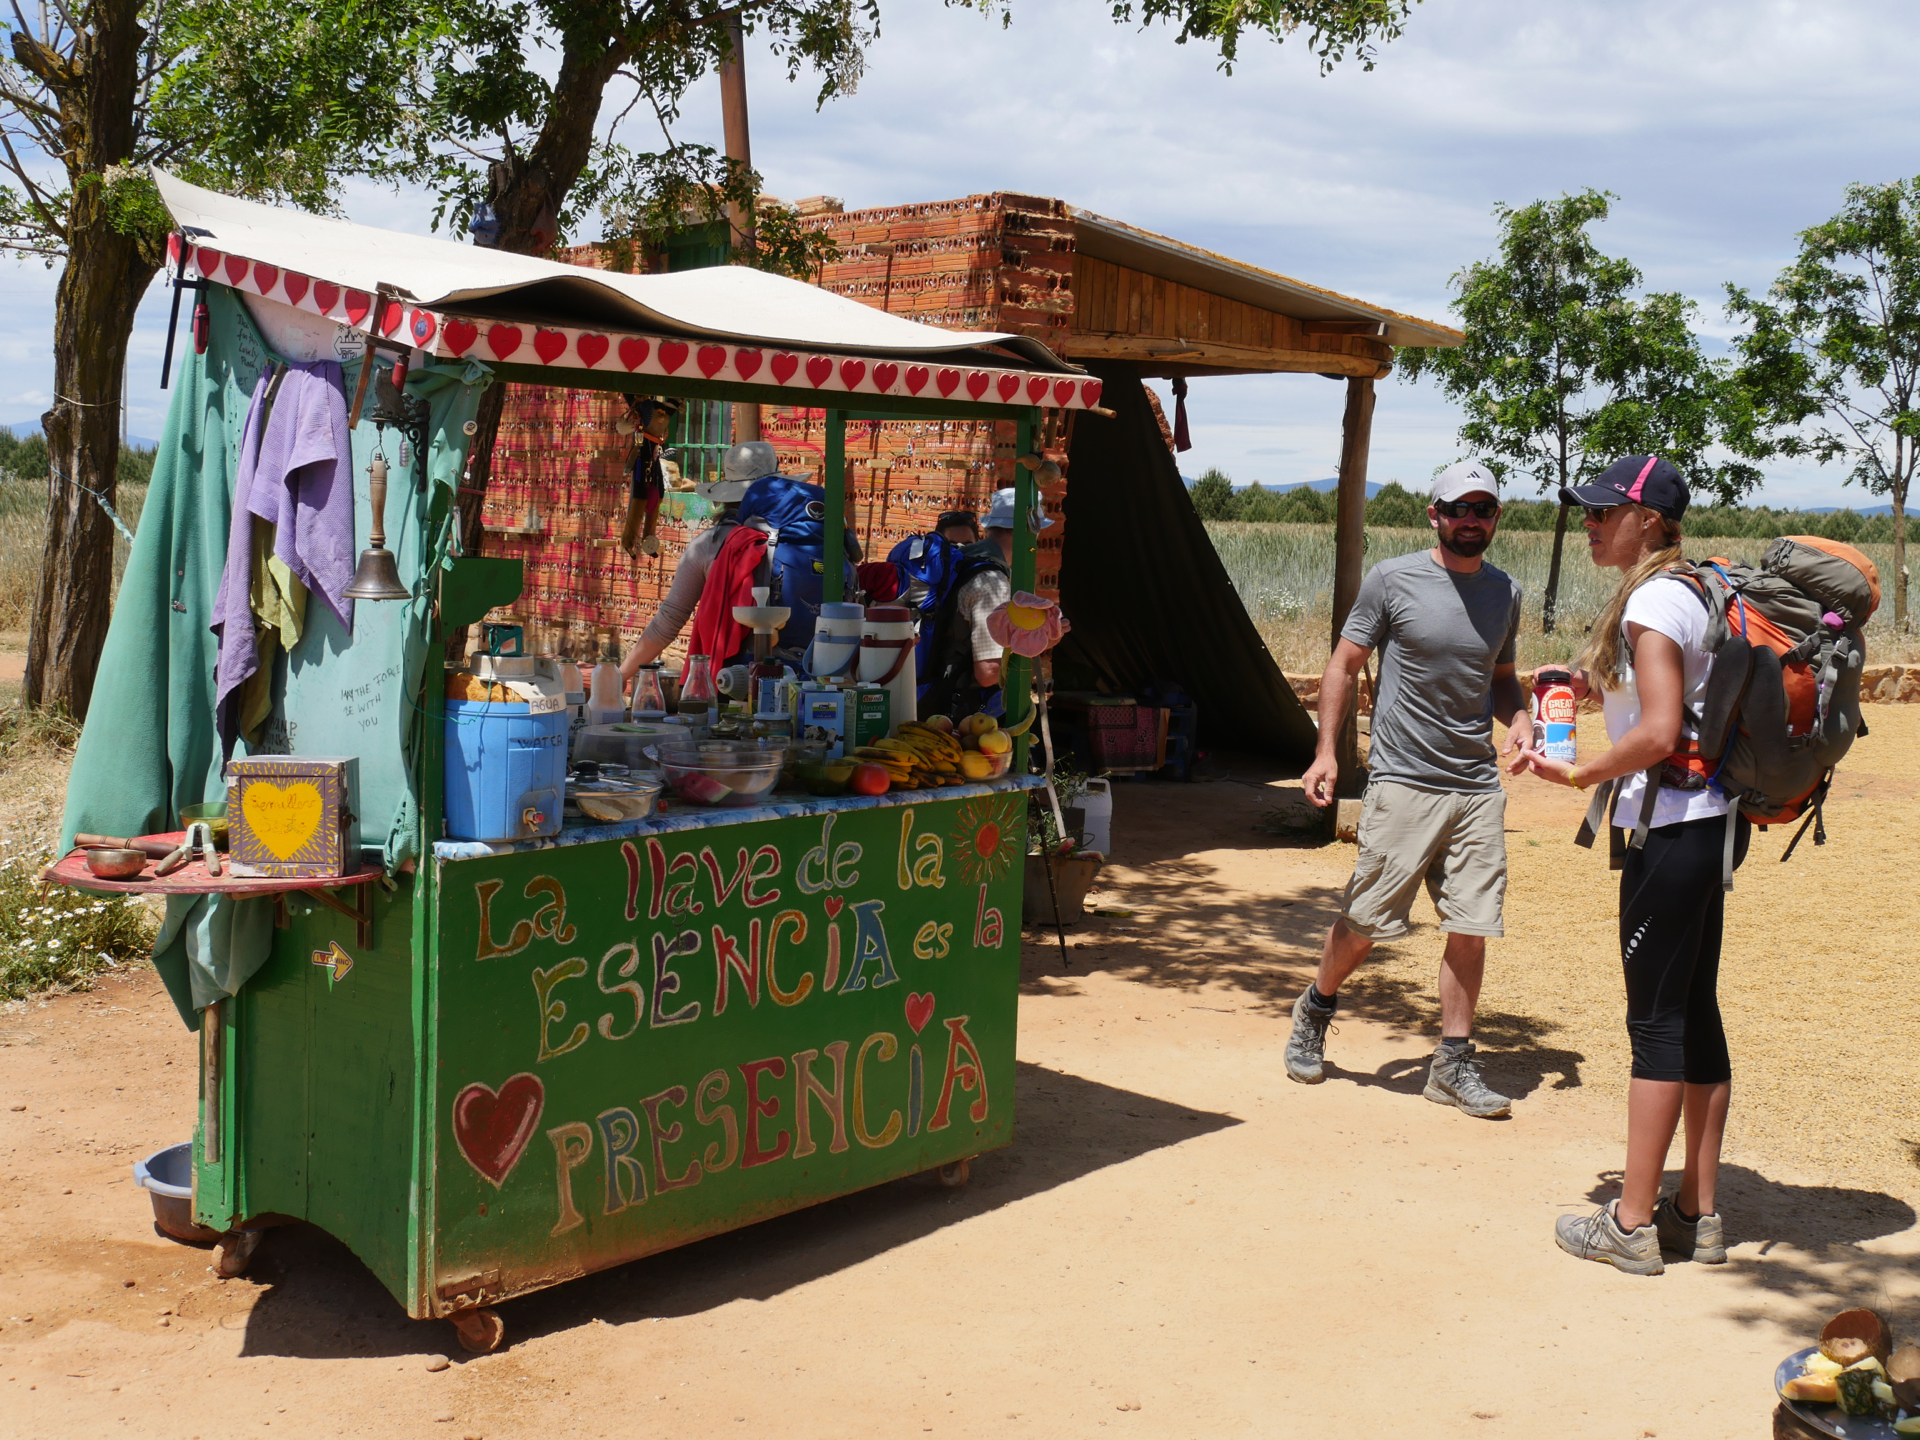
[2,715,1917,1439]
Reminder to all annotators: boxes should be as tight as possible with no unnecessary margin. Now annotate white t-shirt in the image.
[1601,574,1730,830]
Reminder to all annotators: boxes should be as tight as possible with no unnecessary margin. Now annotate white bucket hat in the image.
[981,486,1056,532]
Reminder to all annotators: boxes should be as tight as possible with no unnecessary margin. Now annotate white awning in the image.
[156,169,1104,411]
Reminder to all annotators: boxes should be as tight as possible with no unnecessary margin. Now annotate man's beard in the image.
[1439,526,1492,558]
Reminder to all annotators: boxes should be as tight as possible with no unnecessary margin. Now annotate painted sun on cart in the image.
[952,793,1024,888]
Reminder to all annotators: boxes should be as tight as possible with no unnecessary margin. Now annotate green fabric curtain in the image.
[62,287,485,1025]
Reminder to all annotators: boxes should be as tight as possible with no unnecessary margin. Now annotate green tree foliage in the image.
[1363,480,1426,527]
[1726,178,1920,633]
[1397,190,1749,632]
[1189,467,1239,520]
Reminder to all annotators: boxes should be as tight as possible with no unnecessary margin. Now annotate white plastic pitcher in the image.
[859,604,918,732]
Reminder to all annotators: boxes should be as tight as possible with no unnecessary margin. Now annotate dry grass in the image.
[0,478,147,631]
[1207,521,1920,674]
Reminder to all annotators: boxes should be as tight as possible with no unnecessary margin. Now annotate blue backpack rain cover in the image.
[886,532,1004,702]
[735,475,856,658]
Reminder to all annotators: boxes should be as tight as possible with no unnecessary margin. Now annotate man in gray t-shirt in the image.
[1288,462,1532,1118]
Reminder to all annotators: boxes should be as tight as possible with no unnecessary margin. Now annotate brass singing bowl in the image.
[86,848,148,879]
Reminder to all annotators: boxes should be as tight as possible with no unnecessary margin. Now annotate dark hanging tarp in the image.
[1057,362,1318,763]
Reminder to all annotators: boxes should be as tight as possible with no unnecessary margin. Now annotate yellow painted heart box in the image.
[228,756,361,878]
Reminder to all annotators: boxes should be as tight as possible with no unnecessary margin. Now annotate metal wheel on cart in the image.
[451,1308,505,1354]
[937,1159,972,1188]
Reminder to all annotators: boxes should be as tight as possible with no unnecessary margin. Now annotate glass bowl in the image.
[653,747,785,807]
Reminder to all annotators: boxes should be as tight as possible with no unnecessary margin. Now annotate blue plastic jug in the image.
[444,698,568,842]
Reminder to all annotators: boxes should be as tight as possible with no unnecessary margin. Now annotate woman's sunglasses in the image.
[1433,500,1500,520]
[1581,506,1621,524]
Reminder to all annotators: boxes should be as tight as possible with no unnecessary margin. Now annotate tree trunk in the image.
[458,39,628,559]
[23,0,156,720]
[1542,502,1572,635]
[1893,490,1908,635]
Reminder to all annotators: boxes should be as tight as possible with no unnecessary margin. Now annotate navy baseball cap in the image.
[1560,455,1690,521]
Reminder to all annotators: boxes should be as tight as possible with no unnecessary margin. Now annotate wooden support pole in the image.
[1331,375,1375,800]
[823,409,846,603]
[718,6,759,445]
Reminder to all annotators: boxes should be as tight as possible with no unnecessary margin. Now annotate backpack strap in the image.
[1574,777,1617,850]
[1628,766,1662,850]
[1720,806,1739,893]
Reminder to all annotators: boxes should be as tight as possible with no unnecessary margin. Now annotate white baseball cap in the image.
[1431,461,1501,504]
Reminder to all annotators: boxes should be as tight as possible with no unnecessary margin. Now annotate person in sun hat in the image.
[1515,454,1745,1275]
[1288,460,1532,1117]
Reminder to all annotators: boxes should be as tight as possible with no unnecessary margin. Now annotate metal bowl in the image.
[86,847,148,879]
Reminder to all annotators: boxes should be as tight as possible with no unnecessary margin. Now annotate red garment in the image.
[686,523,768,664]
[856,560,901,602]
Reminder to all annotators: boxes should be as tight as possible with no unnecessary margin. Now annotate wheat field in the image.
[0,479,146,636]
[1206,521,1919,673]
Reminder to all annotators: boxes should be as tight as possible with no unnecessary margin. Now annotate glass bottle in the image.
[678,654,718,725]
[631,663,667,721]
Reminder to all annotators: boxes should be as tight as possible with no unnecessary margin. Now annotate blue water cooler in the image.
[444,698,568,842]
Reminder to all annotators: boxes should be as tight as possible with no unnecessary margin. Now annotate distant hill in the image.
[3,420,158,449]
[1185,475,1386,499]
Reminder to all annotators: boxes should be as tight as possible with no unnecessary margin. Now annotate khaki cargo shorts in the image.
[1340,780,1508,940]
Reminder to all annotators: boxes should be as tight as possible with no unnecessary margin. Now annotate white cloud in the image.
[6,0,1919,507]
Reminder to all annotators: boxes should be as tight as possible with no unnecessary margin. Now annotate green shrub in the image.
[0,843,157,999]
[1189,467,1238,521]
[1364,481,1427,527]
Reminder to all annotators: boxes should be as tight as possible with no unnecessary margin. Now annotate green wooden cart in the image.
[51,174,1104,1353]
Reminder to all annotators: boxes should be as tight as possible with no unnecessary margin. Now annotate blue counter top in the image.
[432,774,1043,862]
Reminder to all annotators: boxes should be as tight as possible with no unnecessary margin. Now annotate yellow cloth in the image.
[236,517,307,742]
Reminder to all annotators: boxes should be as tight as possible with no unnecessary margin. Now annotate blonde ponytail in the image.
[1576,508,1685,690]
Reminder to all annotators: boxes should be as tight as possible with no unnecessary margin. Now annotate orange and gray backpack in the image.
[1574,536,1880,888]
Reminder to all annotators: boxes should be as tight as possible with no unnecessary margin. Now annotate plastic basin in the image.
[133,1142,220,1243]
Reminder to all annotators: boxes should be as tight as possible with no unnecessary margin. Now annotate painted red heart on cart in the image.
[770,353,799,385]
[312,280,340,315]
[380,299,407,337]
[965,372,990,401]
[282,273,310,307]
[618,337,650,371]
[996,374,1021,402]
[697,345,727,378]
[824,895,844,919]
[253,262,279,295]
[905,366,930,395]
[533,328,568,364]
[1026,376,1050,403]
[839,358,866,389]
[443,319,479,357]
[167,234,183,265]
[1081,379,1103,408]
[195,246,222,277]
[873,362,899,392]
[224,254,250,286]
[344,290,372,328]
[658,341,689,374]
[935,368,960,397]
[805,355,833,388]
[904,992,935,1035]
[486,324,523,361]
[1053,378,1076,407]
[410,310,437,347]
[452,1073,545,1189]
[734,348,763,381]
[575,333,609,368]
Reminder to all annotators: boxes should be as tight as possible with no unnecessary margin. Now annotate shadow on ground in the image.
[233,1060,1240,1361]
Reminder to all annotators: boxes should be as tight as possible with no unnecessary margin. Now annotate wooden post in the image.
[823,409,846,602]
[718,7,759,445]
[1331,376,1376,800]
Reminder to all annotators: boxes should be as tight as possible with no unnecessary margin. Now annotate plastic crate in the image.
[1088,705,1167,772]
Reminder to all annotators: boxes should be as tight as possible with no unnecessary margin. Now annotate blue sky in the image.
[5,0,1918,508]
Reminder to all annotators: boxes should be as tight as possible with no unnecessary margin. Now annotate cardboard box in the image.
[228,756,361,878]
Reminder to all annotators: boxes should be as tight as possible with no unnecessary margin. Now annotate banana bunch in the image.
[850,744,922,788]
[852,723,970,789]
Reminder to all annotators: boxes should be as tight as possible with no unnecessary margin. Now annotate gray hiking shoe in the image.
[1555,1200,1665,1276]
[1423,1042,1512,1118]
[1653,1195,1727,1264]
[1284,988,1334,1084]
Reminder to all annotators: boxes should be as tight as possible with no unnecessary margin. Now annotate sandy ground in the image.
[1,712,1916,1439]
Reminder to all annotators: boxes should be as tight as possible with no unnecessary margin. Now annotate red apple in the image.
[848,762,891,796]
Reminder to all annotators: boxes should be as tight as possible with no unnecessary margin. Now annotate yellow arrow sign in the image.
[311,940,354,983]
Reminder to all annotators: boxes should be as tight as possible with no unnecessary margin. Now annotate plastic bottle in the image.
[1534,667,1578,764]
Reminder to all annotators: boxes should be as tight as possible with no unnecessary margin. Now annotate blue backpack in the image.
[886,533,1007,707]
[735,475,856,659]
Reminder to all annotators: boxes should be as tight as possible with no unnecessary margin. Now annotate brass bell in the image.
[344,451,411,601]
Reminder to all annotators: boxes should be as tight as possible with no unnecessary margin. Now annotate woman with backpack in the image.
[1515,455,1747,1276]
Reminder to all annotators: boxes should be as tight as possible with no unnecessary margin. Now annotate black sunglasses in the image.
[1582,506,1620,524]
[1434,499,1500,520]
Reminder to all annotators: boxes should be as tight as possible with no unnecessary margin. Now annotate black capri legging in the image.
[1617,812,1750,1084]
